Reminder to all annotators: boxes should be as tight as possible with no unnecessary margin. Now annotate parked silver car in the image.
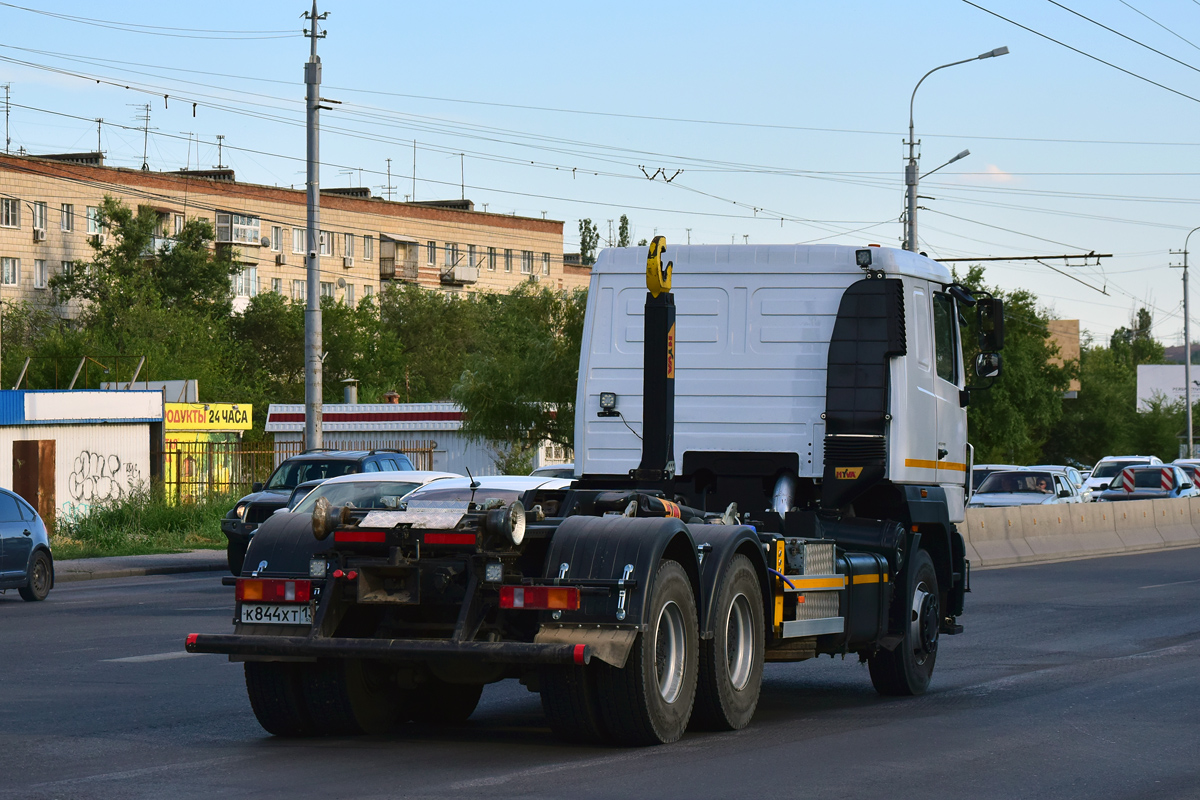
[968,470,1083,508]
[1029,464,1090,501]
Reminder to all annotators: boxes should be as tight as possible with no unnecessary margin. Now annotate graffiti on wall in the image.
[61,450,145,523]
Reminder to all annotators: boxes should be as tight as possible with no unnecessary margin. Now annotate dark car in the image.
[1094,466,1199,502]
[0,488,53,602]
[222,450,416,575]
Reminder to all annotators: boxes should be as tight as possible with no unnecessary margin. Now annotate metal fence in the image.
[155,439,436,503]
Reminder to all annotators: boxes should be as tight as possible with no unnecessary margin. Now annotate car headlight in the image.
[235,502,248,519]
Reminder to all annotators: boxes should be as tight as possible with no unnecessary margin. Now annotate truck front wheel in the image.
[868,548,939,696]
[595,559,698,745]
[691,554,764,730]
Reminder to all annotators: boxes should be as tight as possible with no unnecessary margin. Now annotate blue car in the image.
[1094,466,1199,502]
[0,488,53,601]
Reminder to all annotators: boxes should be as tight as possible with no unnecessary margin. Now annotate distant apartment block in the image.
[0,152,590,311]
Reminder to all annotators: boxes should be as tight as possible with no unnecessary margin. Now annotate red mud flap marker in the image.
[573,643,588,665]
[185,633,199,652]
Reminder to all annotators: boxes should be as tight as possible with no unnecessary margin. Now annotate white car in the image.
[971,463,1022,493]
[968,469,1083,508]
[1029,464,1090,501]
[1084,456,1164,493]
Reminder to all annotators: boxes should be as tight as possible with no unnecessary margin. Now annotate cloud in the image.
[980,164,1014,183]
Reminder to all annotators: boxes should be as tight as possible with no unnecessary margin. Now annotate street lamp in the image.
[905,46,1009,252]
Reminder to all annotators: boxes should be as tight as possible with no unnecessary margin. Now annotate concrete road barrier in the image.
[961,497,1200,568]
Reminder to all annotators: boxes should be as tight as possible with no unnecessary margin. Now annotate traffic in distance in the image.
[970,455,1200,508]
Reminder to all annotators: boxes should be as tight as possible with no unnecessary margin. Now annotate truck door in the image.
[905,283,938,479]
[931,292,968,492]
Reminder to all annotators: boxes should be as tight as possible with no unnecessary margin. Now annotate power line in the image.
[1117,1,1200,54]
[962,1,1200,104]
[0,2,299,39]
[1045,0,1200,75]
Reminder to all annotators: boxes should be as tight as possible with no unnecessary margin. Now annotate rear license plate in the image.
[239,603,311,625]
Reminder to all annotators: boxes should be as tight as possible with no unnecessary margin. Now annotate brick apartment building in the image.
[0,152,589,311]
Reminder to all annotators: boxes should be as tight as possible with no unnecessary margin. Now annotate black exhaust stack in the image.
[630,236,676,484]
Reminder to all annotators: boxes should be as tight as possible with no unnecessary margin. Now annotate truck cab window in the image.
[932,292,958,384]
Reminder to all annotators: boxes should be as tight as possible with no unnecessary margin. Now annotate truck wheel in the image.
[227,541,247,576]
[691,554,764,730]
[302,658,403,735]
[540,665,608,744]
[244,661,315,737]
[595,559,698,746]
[869,548,939,696]
[409,678,483,725]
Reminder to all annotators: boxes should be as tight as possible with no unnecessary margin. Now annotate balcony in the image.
[380,256,419,282]
[141,236,177,258]
[440,265,479,285]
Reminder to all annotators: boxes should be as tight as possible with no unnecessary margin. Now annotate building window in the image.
[343,233,354,259]
[427,241,436,265]
[445,242,459,266]
[60,203,74,232]
[319,231,333,256]
[468,244,477,268]
[271,277,282,294]
[62,260,74,277]
[292,228,304,254]
[271,226,282,251]
[345,283,355,306]
[86,206,100,234]
[1,198,20,228]
[320,281,334,299]
[363,235,373,261]
[215,212,261,245]
[1,258,19,285]
[233,266,258,297]
[504,248,513,272]
[31,202,46,232]
[487,246,496,271]
[34,259,47,289]
[542,252,550,275]
[521,250,534,274]
[174,214,185,235]
[364,284,374,299]
[292,280,306,301]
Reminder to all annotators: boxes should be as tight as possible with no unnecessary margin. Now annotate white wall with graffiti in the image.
[0,423,151,524]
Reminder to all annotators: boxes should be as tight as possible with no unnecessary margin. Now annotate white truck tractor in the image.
[189,240,1004,746]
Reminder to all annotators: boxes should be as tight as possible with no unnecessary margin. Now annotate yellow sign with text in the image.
[835,467,862,480]
[164,403,252,431]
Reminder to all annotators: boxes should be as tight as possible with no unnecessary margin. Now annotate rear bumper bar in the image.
[185,633,591,665]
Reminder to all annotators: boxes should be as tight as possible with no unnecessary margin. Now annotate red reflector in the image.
[186,633,199,647]
[346,571,358,581]
[499,585,580,610]
[332,569,344,579]
[573,643,587,664]
[235,578,311,603]
[334,530,387,543]
[425,532,477,546]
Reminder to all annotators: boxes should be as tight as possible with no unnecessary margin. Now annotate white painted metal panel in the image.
[25,391,161,422]
[0,423,150,524]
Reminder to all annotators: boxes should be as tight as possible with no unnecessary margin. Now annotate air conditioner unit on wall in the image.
[32,228,46,243]
[275,254,287,266]
[90,233,107,247]
[343,256,354,268]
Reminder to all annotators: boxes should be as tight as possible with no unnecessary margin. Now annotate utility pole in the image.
[3,84,10,154]
[385,157,394,200]
[411,140,416,202]
[1172,231,1199,458]
[303,1,329,450]
[135,103,152,171]
[96,118,102,155]
[215,134,226,169]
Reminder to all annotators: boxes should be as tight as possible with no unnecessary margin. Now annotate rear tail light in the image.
[334,530,387,543]
[499,585,580,610]
[236,578,312,603]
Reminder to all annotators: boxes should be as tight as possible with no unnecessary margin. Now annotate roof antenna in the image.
[465,466,480,489]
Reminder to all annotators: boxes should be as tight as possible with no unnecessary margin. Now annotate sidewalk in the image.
[55,549,228,583]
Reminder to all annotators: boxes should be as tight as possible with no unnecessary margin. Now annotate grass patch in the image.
[52,488,238,560]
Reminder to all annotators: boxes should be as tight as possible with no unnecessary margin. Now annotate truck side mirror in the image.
[975,352,1002,379]
[977,298,1005,351]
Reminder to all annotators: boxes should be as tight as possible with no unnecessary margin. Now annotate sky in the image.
[1,0,1199,347]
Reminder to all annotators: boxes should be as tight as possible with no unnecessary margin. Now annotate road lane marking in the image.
[103,651,210,663]
[1140,578,1200,589]
[24,756,252,789]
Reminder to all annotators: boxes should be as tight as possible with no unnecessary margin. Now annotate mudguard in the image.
[901,485,966,617]
[241,512,333,578]
[541,515,698,630]
[687,524,771,639]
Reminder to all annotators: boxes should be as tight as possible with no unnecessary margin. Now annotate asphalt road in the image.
[2,548,1199,800]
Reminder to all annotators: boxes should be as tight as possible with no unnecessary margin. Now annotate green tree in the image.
[578,218,600,265]
[452,285,586,467]
[618,214,631,248]
[957,267,1070,463]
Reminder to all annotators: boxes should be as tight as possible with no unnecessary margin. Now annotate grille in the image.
[245,502,284,524]
[784,540,837,575]
[796,591,840,621]
[824,434,886,464]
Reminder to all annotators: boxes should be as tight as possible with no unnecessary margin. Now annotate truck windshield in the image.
[292,480,424,514]
[265,460,358,490]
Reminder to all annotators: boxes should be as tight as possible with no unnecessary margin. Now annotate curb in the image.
[55,562,229,583]
[53,550,229,584]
